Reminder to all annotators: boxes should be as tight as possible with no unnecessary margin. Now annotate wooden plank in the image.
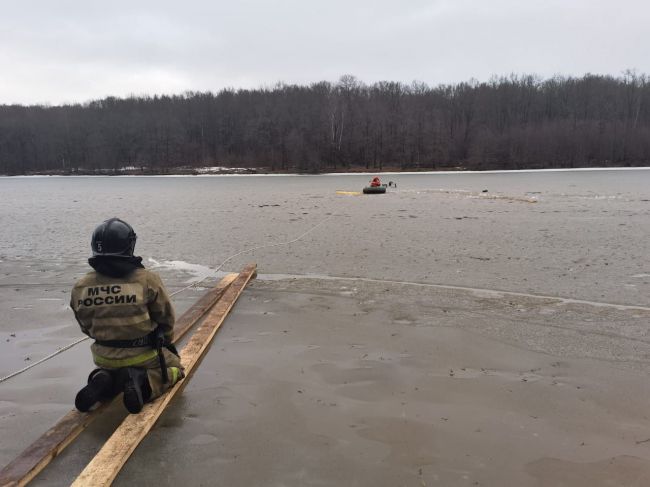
[0,273,238,487]
[71,263,256,487]
[172,274,238,338]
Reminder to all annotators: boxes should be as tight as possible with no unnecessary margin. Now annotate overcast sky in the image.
[1,0,648,105]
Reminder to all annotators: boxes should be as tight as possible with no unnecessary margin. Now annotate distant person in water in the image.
[370,176,382,187]
[70,218,184,413]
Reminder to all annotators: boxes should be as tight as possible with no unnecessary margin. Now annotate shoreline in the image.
[2,165,650,178]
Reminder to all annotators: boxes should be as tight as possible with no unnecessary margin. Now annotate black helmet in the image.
[91,218,137,257]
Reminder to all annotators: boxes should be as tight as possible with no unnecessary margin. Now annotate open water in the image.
[1,168,650,305]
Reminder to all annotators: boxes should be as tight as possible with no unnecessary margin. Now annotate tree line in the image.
[1,72,649,175]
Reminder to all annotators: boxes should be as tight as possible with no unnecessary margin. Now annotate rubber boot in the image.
[75,369,114,412]
[122,367,152,414]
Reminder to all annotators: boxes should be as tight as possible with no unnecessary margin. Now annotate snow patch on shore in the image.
[194,166,252,174]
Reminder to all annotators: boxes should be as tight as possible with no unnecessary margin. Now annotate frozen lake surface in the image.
[2,169,650,486]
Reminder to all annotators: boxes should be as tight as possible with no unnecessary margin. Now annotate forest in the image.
[0,72,648,175]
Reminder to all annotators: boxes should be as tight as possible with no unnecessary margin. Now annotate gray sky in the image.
[1,0,648,105]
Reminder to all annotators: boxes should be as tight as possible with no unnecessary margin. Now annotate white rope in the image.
[0,336,90,384]
[169,213,333,297]
[0,213,334,384]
